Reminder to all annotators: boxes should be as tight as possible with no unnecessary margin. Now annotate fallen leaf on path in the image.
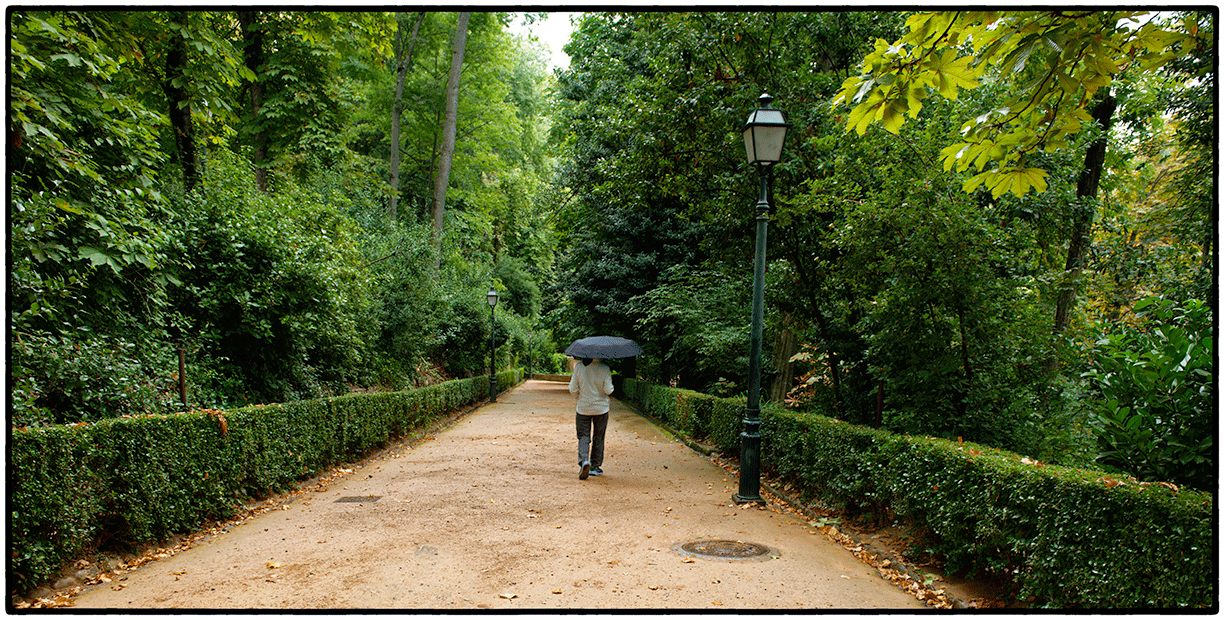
[499,593,517,600]
[681,558,695,564]
[552,589,562,594]
[267,562,281,569]
[649,585,659,590]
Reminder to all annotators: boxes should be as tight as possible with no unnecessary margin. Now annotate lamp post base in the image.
[732,493,766,506]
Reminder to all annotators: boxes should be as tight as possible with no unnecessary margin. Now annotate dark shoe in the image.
[579,461,591,480]
[589,467,603,476]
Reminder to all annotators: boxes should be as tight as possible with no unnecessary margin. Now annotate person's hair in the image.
[582,358,593,366]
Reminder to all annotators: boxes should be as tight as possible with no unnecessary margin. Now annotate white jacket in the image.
[569,360,614,415]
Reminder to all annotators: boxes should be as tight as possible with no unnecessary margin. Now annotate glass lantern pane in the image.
[755,125,787,163]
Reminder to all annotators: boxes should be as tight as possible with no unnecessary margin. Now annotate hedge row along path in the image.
[70,380,928,610]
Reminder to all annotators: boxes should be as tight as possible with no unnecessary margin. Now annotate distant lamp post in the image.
[734,93,790,505]
[487,287,499,402]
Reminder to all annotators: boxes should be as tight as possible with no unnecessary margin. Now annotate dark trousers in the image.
[575,412,608,468]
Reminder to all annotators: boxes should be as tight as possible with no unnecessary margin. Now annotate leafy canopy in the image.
[833,10,1201,198]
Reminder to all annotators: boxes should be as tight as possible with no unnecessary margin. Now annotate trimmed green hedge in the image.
[620,379,1214,609]
[10,368,523,592]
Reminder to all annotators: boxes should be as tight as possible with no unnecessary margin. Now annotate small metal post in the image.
[178,346,187,408]
[876,379,884,428]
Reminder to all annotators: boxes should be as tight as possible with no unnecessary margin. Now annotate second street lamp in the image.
[487,287,499,402]
[734,93,790,505]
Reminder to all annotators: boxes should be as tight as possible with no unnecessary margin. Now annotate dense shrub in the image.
[1082,296,1214,491]
[621,379,1214,608]
[166,152,375,406]
[10,425,105,591]
[9,369,523,593]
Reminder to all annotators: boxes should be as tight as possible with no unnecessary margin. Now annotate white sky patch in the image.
[508,11,578,71]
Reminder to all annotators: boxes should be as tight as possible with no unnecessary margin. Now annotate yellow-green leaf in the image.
[931,51,978,99]
[902,86,923,119]
[963,171,992,194]
[939,143,970,172]
[881,101,906,134]
[1017,167,1049,194]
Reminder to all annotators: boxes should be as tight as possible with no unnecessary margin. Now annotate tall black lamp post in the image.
[487,287,499,402]
[734,93,790,505]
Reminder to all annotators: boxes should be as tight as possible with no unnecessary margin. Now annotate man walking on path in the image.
[569,358,613,479]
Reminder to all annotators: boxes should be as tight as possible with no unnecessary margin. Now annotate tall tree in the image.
[432,11,470,266]
[833,9,1203,346]
[237,11,268,192]
[389,11,425,222]
[1052,92,1116,337]
[162,10,199,192]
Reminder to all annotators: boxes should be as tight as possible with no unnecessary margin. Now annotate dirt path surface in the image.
[70,380,925,610]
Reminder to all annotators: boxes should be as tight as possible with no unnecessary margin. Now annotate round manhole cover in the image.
[674,540,776,561]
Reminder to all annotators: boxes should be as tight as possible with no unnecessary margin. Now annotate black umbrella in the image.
[565,336,643,359]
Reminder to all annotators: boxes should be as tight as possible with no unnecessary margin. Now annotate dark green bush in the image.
[9,425,104,589]
[9,369,524,593]
[1082,296,1214,491]
[621,379,1214,608]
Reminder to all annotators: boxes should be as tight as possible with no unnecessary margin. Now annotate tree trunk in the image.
[238,11,268,193]
[786,240,846,414]
[432,11,470,268]
[1052,92,1116,337]
[389,11,425,222]
[163,11,198,192]
[769,314,797,403]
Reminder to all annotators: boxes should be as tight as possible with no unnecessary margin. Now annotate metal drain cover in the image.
[335,496,382,503]
[674,540,776,561]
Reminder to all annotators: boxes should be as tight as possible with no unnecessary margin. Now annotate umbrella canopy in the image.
[565,336,643,359]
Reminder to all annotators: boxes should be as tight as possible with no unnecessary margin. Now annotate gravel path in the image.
[69,380,925,610]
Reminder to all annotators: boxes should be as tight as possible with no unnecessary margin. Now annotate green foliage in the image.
[353,219,442,388]
[9,426,105,591]
[839,193,1051,454]
[630,265,752,391]
[9,370,524,592]
[623,379,1214,608]
[492,257,542,317]
[542,353,570,375]
[10,189,182,424]
[10,332,173,426]
[1082,296,1214,490]
[10,10,168,202]
[834,10,1202,197]
[620,379,743,454]
[167,150,374,406]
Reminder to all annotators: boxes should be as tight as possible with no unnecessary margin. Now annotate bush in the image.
[1082,296,1214,490]
[620,379,741,451]
[544,353,570,374]
[166,157,375,406]
[9,369,524,593]
[621,378,1214,608]
[10,330,175,426]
